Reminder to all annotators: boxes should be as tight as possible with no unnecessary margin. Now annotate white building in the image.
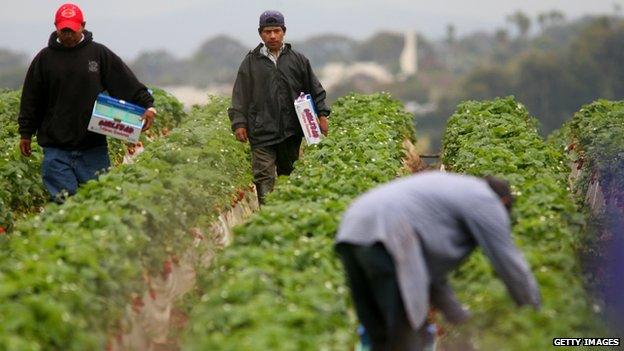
[400,30,418,77]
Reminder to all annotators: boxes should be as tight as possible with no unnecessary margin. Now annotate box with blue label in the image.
[88,93,145,143]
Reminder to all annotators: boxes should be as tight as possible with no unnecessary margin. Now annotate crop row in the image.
[181,93,416,350]
[440,97,602,350]
[0,97,252,350]
[565,100,624,210]
[0,88,184,232]
[552,99,624,333]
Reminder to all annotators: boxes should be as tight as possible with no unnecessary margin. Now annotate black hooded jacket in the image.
[228,43,330,148]
[18,30,153,150]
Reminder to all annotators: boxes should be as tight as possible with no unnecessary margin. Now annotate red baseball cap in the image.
[54,3,84,31]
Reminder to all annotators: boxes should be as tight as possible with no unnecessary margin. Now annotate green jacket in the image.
[228,43,330,147]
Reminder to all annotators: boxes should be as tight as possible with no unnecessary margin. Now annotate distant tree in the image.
[495,29,510,44]
[0,68,26,89]
[537,13,548,31]
[295,34,358,68]
[383,75,430,103]
[507,10,532,38]
[568,17,624,101]
[514,52,577,133]
[427,14,624,146]
[131,50,186,86]
[460,66,514,101]
[356,32,405,73]
[0,49,26,70]
[417,34,443,70]
[190,35,247,86]
[327,75,378,103]
[549,10,566,25]
[0,49,27,89]
[614,3,622,17]
[538,10,566,31]
[446,24,457,44]
[491,29,513,65]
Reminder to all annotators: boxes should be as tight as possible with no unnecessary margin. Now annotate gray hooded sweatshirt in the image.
[336,171,541,328]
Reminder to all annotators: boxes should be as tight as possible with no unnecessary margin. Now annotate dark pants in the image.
[251,135,301,204]
[336,243,427,351]
[42,145,110,203]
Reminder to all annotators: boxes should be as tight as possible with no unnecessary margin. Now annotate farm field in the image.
[0,89,620,350]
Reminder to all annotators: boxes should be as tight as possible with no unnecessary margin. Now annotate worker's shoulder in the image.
[404,171,481,187]
[285,45,309,62]
[32,46,51,59]
[432,171,484,186]
[245,43,264,57]
[409,172,493,200]
[90,41,115,54]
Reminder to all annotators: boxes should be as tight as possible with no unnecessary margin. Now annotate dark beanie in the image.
[259,10,285,29]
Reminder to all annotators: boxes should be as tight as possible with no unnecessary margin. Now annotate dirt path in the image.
[108,188,258,351]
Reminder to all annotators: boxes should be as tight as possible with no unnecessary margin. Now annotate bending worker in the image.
[335,171,541,350]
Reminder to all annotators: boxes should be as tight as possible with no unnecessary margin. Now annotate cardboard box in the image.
[88,94,145,143]
[294,93,323,145]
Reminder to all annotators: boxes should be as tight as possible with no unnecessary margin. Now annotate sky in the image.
[1,0,622,60]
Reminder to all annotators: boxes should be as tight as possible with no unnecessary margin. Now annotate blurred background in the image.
[2,0,624,151]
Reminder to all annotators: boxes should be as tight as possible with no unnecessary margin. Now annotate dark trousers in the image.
[251,135,301,204]
[336,243,427,351]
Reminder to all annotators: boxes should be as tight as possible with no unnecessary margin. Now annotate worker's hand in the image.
[430,281,471,325]
[141,108,156,132]
[318,116,329,136]
[235,127,248,143]
[19,138,32,157]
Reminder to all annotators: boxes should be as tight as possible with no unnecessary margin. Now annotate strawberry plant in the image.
[566,100,624,208]
[0,97,251,350]
[107,87,185,166]
[440,97,603,350]
[556,100,624,334]
[0,89,20,137]
[0,88,185,233]
[0,89,45,232]
[182,93,416,350]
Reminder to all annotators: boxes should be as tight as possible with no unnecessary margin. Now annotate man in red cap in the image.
[18,3,156,203]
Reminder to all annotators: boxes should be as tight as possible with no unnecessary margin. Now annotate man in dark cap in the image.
[336,171,541,350]
[18,3,156,203]
[228,10,330,204]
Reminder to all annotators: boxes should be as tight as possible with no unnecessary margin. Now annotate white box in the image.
[294,93,323,145]
[88,93,144,143]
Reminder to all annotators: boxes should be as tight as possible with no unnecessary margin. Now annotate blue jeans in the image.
[42,145,110,202]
